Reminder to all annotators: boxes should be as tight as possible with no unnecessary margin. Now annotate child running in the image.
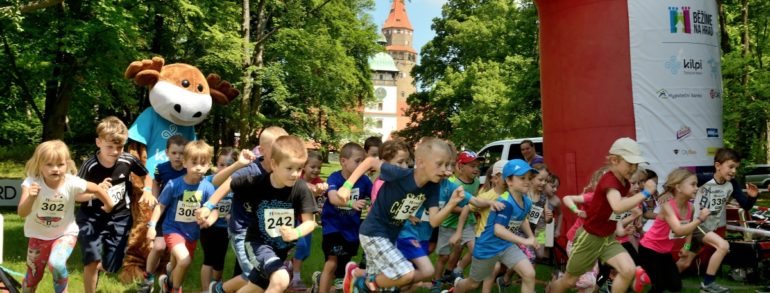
[291,150,328,291]
[19,140,113,293]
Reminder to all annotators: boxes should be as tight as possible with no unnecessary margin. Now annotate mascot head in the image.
[125,57,240,126]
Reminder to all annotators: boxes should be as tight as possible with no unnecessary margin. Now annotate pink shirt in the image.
[640,199,692,254]
[370,178,384,208]
[566,192,594,241]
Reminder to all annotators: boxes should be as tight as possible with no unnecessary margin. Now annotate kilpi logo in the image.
[669,6,714,36]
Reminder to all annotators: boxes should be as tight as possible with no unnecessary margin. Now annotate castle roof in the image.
[383,0,413,30]
[369,52,399,72]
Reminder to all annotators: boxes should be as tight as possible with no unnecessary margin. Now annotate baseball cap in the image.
[609,137,646,164]
[457,151,484,164]
[492,160,508,175]
[502,159,538,178]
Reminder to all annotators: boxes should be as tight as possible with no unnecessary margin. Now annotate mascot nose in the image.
[193,112,202,118]
[174,104,182,113]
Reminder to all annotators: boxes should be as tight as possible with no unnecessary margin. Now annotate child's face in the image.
[532,170,549,192]
[166,144,185,169]
[388,150,410,169]
[677,175,698,198]
[41,158,67,183]
[183,157,210,180]
[272,157,306,187]
[418,149,453,183]
[611,156,638,181]
[491,173,503,189]
[260,142,274,161]
[628,173,642,195]
[340,150,365,175]
[544,179,558,196]
[457,161,481,179]
[367,146,379,158]
[714,159,739,181]
[215,155,234,174]
[506,173,533,194]
[303,158,322,180]
[95,137,124,164]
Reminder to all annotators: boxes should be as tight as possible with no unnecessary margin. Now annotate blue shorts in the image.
[245,241,290,289]
[294,232,312,261]
[396,238,429,261]
[75,210,132,272]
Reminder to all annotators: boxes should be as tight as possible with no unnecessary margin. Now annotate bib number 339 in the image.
[264,208,294,238]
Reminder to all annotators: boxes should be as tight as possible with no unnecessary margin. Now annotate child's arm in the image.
[336,157,382,201]
[608,179,656,213]
[730,179,759,211]
[279,213,316,242]
[201,208,220,228]
[450,205,471,246]
[666,205,710,237]
[18,182,40,217]
[212,149,256,186]
[494,223,537,247]
[83,182,114,213]
[428,186,466,227]
[152,179,161,198]
[197,179,232,222]
[139,175,157,205]
[146,203,165,241]
[563,194,587,218]
[469,197,505,211]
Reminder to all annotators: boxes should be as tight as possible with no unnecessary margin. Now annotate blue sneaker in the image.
[352,275,369,293]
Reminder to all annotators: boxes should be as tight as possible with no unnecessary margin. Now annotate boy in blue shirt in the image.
[336,137,466,292]
[315,143,372,293]
[146,140,219,293]
[454,159,539,293]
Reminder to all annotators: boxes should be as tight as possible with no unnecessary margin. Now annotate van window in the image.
[478,145,504,177]
[508,142,544,160]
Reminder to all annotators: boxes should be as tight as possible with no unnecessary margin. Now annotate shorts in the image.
[565,228,627,276]
[690,226,726,253]
[468,245,527,282]
[164,233,197,255]
[245,241,290,289]
[230,229,254,278]
[396,238,429,260]
[360,235,413,280]
[76,210,132,272]
[294,232,312,261]
[436,226,475,256]
[200,226,229,271]
[322,232,360,258]
[430,227,439,243]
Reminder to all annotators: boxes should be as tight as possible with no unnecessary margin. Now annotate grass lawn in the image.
[0,160,767,292]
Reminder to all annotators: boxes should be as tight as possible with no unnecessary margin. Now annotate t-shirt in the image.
[583,172,630,237]
[529,154,545,165]
[229,158,267,234]
[128,107,197,179]
[397,205,434,241]
[154,161,187,190]
[474,188,502,236]
[473,191,532,259]
[322,171,372,241]
[443,176,478,228]
[693,174,757,232]
[231,173,316,250]
[204,175,232,229]
[566,192,594,241]
[359,163,440,242]
[77,152,148,217]
[438,179,473,225]
[159,177,215,241]
[23,175,87,240]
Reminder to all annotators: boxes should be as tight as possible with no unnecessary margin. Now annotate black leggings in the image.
[596,241,638,286]
[638,245,682,293]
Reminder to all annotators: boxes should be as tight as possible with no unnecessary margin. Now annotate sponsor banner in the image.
[0,179,22,207]
[628,0,723,178]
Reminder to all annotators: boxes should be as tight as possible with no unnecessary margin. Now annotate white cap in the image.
[609,137,646,164]
[492,160,508,175]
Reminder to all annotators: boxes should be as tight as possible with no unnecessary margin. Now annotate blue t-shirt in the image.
[473,192,532,259]
[154,161,187,190]
[322,171,372,241]
[359,163,440,242]
[231,173,316,251]
[229,158,267,234]
[399,179,472,241]
[128,108,197,179]
[204,175,232,229]
[159,177,215,241]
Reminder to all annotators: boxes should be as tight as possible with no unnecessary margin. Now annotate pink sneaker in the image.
[343,262,358,293]
[633,266,649,292]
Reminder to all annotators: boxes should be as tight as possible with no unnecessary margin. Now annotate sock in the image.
[293,271,301,282]
[704,274,716,285]
[452,267,463,275]
[145,272,155,281]
[366,274,379,292]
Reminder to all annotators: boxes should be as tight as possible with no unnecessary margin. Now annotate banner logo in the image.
[677,126,692,140]
[669,6,714,36]
[707,128,719,138]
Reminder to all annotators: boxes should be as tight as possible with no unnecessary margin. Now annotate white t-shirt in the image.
[23,174,87,240]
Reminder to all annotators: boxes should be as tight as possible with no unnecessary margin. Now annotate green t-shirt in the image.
[441,176,479,228]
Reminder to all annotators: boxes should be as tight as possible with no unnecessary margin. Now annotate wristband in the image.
[683,243,691,251]
[295,227,302,239]
[203,202,217,210]
[347,200,354,208]
[147,221,156,228]
[143,187,152,192]
[569,203,578,213]
[641,189,651,199]
[342,181,354,190]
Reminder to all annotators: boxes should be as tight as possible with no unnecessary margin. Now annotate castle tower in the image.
[382,0,416,131]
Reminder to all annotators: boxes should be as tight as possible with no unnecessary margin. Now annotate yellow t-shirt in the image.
[473,188,502,237]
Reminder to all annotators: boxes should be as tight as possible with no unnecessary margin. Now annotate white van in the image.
[477,137,543,183]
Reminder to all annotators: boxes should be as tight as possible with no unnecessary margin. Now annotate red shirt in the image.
[583,172,630,237]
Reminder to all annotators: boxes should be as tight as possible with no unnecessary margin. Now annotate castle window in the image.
[401,91,405,97]
[375,119,383,129]
[379,74,383,80]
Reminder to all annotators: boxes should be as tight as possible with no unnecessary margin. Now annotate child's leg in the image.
[320,256,338,293]
[165,234,195,290]
[47,235,77,293]
[433,227,454,280]
[146,237,166,274]
[291,232,312,285]
[551,229,605,293]
[24,238,53,292]
[410,256,435,283]
[359,235,415,289]
[76,213,102,293]
[237,268,290,293]
[456,254,496,293]
[455,226,476,272]
[508,255,536,292]
[239,243,290,293]
[702,232,729,278]
[201,227,229,290]
[222,231,253,292]
[603,252,635,293]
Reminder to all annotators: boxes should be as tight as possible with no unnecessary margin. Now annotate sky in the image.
[368,0,446,63]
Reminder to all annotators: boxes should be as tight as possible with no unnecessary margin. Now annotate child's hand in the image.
[746,183,759,197]
[352,199,367,211]
[574,209,587,218]
[238,149,256,165]
[197,206,211,223]
[279,226,297,242]
[545,207,553,222]
[101,203,113,213]
[28,183,40,197]
[489,201,505,212]
[449,231,461,246]
[408,215,420,225]
[337,187,351,202]
[315,183,329,195]
[449,186,465,204]
[642,179,657,196]
[98,178,112,190]
[697,208,711,221]
[139,187,158,206]
[526,237,539,248]
[146,227,156,242]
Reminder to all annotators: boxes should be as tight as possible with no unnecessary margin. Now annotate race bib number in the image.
[508,219,523,234]
[175,201,200,222]
[528,205,544,225]
[107,182,126,205]
[38,197,66,220]
[609,211,631,222]
[340,188,360,211]
[264,208,294,238]
[669,220,689,239]
[217,198,232,218]
[393,196,424,220]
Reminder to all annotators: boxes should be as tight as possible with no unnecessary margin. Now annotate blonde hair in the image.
[96,116,128,145]
[259,126,289,148]
[583,165,610,193]
[217,147,238,165]
[184,140,213,163]
[662,168,695,197]
[415,137,453,161]
[25,140,77,178]
[271,135,308,164]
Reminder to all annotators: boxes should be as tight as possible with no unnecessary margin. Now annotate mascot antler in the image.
[207,74,240,105]
[124,56,165,87]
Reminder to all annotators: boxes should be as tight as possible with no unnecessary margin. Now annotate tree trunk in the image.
[42,49,77,141]
[240,0,252,144]
[718,0,731,53]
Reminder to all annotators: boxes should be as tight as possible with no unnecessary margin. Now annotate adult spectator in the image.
[521,140,544,165]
